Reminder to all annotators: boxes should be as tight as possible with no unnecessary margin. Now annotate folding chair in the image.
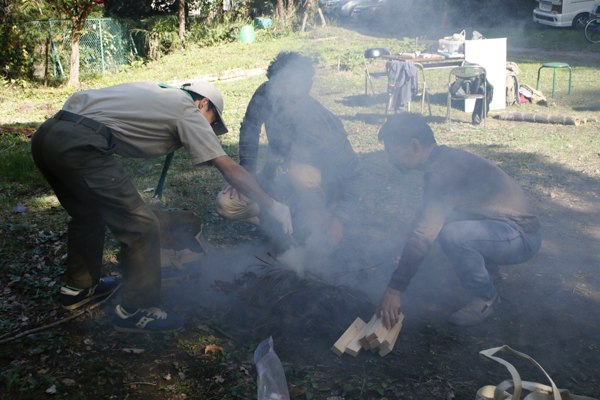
[447,65,487,132]
[363,48,391,96]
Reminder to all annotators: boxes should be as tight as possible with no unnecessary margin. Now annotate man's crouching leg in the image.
[215,190,261,225]
[438,219,541,327]
[105,203,183,333]
[285,164,329,243]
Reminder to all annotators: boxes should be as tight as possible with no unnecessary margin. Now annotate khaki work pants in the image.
[31,118,161,309]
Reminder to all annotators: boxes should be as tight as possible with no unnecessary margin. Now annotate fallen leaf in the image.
[205,344,223,354]
[143,187,155,193]
[38,369,47,375]
[61,378,76,386]
[178,371,186,380]
[46,385,57,394]
[122,348,145,354]
[214,375,224,383]
[164,373,171,381]
[12,202,28,213]
[240,366,249,375]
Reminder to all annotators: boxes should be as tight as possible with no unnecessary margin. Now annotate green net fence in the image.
[49,18,136,79]
[2,18,136,80]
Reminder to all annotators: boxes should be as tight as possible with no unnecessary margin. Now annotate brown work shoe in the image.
[448,295,499,327]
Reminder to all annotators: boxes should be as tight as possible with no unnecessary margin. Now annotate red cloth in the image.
[519,94,529,103]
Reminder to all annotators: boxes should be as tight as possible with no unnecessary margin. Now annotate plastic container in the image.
[254,337,290,400]
[438,38,464,54]
[254,17,273,29]
[238,26,256,44]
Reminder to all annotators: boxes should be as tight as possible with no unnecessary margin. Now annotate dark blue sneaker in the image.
[113,306,184,333]
[59,277,120,310]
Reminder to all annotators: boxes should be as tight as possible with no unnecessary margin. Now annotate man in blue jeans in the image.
[376,114,541,327]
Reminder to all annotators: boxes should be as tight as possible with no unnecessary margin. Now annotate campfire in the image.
[212,253,374,340]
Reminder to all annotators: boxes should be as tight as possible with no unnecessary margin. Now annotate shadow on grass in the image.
[337,93,387,108]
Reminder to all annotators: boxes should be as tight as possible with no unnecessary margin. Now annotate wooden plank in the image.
[368,338,380,353]
[364,316,389,344]
[378,324,401,357]
[331,317,366,357]
[346,315,376,357]
[359,315,381,350]
[380,314,404,349]
[378,314,405,357]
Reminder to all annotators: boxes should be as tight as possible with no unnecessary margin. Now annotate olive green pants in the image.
[31,118,161,309]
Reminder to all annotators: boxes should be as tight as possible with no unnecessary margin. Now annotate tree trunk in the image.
[67,27,82,87]
[177,0,185,41]
[276,0,285,26]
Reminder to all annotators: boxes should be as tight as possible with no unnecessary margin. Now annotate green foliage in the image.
[104,0,174,19]
[0,23,38,80]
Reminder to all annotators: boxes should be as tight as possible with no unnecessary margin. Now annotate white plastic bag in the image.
[254,337,290,400]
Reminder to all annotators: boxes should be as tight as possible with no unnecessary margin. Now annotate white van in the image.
[533,0,597,29]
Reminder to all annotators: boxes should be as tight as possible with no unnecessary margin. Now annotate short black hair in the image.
[266,51,315,81]
[378,113,437,148]
[182,90,215,112]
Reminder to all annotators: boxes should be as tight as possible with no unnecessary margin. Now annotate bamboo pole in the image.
[318,8,327,27]
[499,111,581,126]
[301,12,309,32]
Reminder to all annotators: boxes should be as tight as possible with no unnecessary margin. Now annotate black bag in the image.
[450,75,493,125]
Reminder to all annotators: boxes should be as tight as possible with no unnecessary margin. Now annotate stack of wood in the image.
[331,314,404,358]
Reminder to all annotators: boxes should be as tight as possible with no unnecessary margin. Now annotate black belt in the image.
[54,110,113,143]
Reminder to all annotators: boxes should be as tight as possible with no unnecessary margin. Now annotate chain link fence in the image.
[2,18,136,80]
[49,18,136,79]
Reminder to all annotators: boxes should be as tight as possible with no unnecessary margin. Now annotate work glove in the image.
[267,200,293,235]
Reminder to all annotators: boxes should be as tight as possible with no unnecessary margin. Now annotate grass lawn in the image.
[1,23,599,399]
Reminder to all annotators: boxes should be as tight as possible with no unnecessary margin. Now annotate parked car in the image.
[351,0,387,23]
[533,0,598,29]
[323,0,374,17]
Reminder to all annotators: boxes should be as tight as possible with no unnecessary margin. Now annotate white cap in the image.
[181,80,228,136]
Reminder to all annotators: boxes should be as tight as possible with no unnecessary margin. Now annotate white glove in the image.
[267,200,293,235]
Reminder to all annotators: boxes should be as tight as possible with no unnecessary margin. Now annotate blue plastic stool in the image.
[536,62,572,98]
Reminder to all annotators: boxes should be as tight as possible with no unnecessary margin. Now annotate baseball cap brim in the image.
[211,108,228,136]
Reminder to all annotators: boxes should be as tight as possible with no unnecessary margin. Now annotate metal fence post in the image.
[98,19,106,76]
[48,20,66,80]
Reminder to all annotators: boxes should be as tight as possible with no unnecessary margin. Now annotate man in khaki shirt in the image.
[31,80,292,333]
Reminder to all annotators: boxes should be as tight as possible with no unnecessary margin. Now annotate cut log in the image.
[345,315,376,357]
[331,317,366,356]
[498,111,581,126]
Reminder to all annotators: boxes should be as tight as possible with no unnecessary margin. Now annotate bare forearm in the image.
[212,155,273,210]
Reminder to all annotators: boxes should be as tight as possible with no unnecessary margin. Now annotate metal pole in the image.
[49,20,57,78]
[98,19,106,76]
[50,20,66,80]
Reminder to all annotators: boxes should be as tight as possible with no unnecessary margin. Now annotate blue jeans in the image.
[438,220,542,301]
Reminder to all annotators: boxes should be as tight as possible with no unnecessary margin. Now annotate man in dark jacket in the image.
[376,113,541,327]
[216,52,360,246]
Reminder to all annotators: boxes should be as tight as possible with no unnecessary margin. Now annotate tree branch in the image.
[0,284,121,345]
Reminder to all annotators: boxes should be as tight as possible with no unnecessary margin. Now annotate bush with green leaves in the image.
[0,23,39,81]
